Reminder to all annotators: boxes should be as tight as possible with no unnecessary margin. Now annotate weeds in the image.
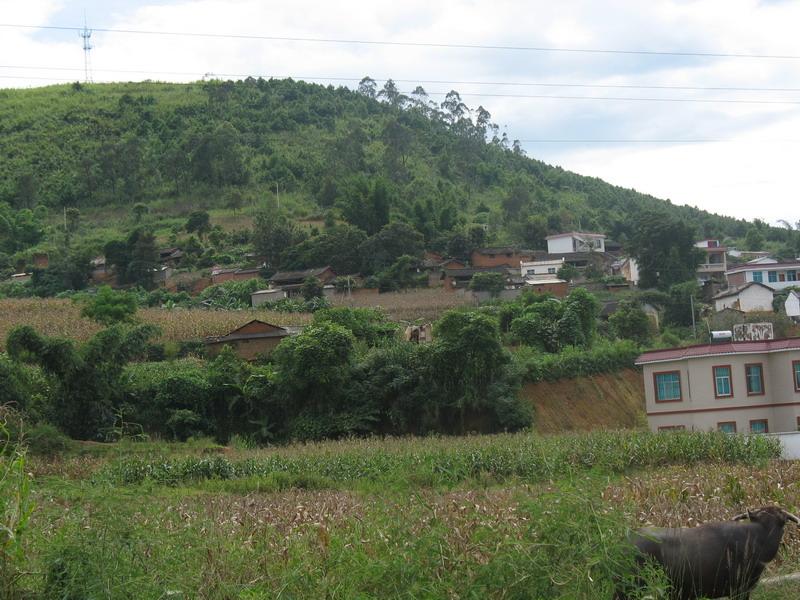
[96,430,780,488]
[0,409,34,598]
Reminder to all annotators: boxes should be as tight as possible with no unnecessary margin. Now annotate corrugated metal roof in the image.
[635,338,800,365]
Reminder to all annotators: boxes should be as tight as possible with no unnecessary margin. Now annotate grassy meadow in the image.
[5,430,800,599]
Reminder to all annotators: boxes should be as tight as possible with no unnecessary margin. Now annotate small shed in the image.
[251,288,288,307]
[204,320,292,361]
[713,282,775,313]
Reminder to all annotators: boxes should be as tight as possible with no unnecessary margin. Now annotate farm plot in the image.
[7,430,800,599]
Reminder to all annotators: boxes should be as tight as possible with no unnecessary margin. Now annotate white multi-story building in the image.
[545,232,606,255]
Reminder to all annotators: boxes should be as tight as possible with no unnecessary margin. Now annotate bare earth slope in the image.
[521,368,646,433]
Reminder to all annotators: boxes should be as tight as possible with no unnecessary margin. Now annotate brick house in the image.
[441,265,509,290]
[210,266,263,285]
[204,320,295,361]
[470,247,535,268]
[269,266,336,297]
[635,338,800,433]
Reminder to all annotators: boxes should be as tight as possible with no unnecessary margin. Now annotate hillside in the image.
[0,78,763,256]
[521,368,646,433]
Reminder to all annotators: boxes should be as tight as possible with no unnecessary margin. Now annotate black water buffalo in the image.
[616,506,799,599]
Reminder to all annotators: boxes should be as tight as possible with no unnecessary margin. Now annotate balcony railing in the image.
[698,263,727,272]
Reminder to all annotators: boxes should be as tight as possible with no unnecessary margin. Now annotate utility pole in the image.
[275,182,280,209]
[79,13,93,83]
[690,294,697,339]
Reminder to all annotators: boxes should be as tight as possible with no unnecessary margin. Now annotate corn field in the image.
[0,299,311,349]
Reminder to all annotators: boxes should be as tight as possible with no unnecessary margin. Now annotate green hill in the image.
[1,79,761,237]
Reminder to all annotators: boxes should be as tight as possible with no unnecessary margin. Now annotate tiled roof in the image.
[712,282,774,300]
[270,266,333,282]
[635,338,800,365]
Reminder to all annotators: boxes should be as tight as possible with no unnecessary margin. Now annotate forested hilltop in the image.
[0,77,765,252]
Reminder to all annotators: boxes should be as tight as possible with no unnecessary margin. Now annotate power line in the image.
[2,74,800,105]
[4,64,800,93]
[2,23,800,60]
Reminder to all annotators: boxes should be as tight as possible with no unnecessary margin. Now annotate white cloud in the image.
[2,0,800,224]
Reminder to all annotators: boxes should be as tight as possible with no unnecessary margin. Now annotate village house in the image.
[268,266,336,297]
[712,282,775,313]
[522,278,569,297]
[786,290,800,322]
[470,247,535,268]
[210,266,263,285]
[545,232,606,255]
[251,288,288,307]
[726,260,800,291]
[441,265,509,290]
[635,338,800,433]
[611,257,640,285]
[520,257,564,279]
[424,257,466,287]
[204,320,296,361]
[695,239,728,285]
[158,247,184,267]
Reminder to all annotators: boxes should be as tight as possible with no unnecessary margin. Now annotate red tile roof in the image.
[635,337,800,365]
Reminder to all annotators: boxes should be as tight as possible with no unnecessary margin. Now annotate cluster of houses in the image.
[426,231,620,299]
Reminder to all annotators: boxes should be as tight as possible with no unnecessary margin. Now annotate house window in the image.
[779,273,787,282]
[788,271,797,282]
[797,416,800,432]
[749,419,768,434]
[793,361,800,392]
[658,425,685,432]
[745,363,765,396]
[768,271,778,283]
[752,271,763,283]
[654,371,682,402]
[718,422,737,433]
[526,269,535,276]
[713,366,733,398]
[547,267,556,274]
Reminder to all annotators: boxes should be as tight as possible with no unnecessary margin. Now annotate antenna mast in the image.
[79,13,93,83]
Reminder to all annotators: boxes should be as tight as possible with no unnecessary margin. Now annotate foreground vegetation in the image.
[3,428,799,599]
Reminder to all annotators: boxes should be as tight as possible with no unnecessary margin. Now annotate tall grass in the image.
[96,430,780,487]
[0,411,34,599]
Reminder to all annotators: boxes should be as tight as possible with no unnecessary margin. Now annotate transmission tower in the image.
[79,14,93,83]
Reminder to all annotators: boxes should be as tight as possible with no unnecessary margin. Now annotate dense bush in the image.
[516,340,641,383]
[6,324,158,439]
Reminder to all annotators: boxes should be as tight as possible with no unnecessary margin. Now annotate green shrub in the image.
[23,423,73,456]
[517,339,641,382]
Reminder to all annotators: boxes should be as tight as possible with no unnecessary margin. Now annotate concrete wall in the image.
[547,237,574,254]
[770,432,800,459]
[643,350,800,433]
[714,285,774,312]
[786,293,800,319]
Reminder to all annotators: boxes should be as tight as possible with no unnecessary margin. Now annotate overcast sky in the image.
[2,0,800,226]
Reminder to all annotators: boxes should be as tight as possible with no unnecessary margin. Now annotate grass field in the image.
[5,430,800,599]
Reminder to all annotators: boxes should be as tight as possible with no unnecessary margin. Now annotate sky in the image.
[1,0,800,226]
